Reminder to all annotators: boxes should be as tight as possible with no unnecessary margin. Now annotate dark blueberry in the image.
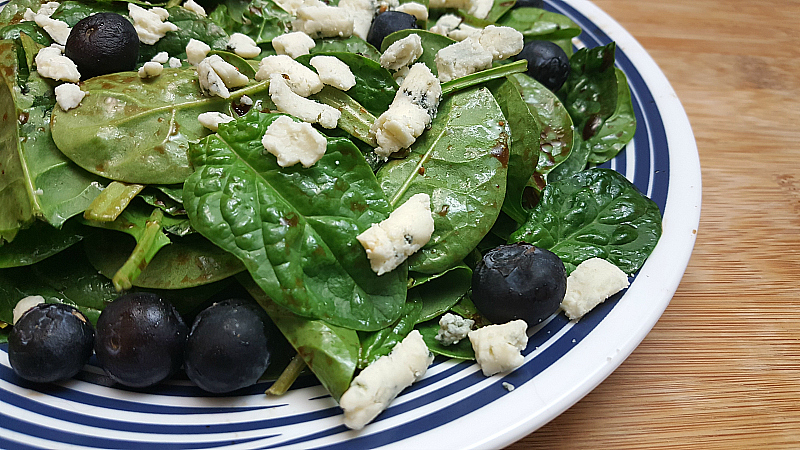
[184,299,273,393]
[8,303,94,383]
[513,0,545,8]
[471,243,566,325]
[94,293,188,388]
[65,12,139,79]
[367,11,419,51]
[514,40,570,92]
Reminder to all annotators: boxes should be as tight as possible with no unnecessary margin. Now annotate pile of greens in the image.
[0,0,660,400]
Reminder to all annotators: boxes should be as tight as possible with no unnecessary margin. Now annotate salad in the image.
[0,0,662,431]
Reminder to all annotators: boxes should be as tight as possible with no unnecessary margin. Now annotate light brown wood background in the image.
[510,0,800,448]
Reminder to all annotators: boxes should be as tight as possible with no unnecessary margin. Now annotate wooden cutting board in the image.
[510,0,800,448]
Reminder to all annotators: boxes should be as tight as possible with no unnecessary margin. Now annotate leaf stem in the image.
[441,60,528,96]
[112,208,167,291]
[265,353,307,396]
[84,181,145,222]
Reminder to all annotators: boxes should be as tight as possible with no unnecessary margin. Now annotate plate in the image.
[0,0,701,448]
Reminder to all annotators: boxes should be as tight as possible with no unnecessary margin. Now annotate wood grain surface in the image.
[510,0,800,448]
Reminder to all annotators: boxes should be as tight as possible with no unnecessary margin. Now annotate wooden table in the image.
[511,1,800,448]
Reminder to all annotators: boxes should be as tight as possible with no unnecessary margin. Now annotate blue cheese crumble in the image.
[435,313,475,346]
[560,258,630,320]
[468,320,528,376]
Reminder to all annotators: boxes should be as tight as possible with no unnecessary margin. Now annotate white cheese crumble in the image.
[339,330,433,430]
[435,313,475,346]
[292,5,354,39]
[34,46,80,82]
[393,1,428,20]
[448,22,481,41]
[23,2,60,21]
[186,38,211,65]
[128,3,178,45]
[54,82,85,110]
[151,51,170,64]
[429,13,461,36]
[338,0,375,40]
[138,61,164,78]
[379,33,423,71]
[261,115,328,168]
[33,15,71,46]
[273,0,325,16]
[468,319,528,376]
[168,57,183,68]
[197,55,249,98]
[309,55,356,91]
[560,258,630,320]
[268,74,340,128]
[435,26,523,82]
[502,382,515,392]
[356,193,434,275]
[228,32,261,59]
[428,0,491,19]
[198,111,234,131]
[271,31,316,59]
[256,54,323,97]
[12,296,45,325]
[182,0,207,17]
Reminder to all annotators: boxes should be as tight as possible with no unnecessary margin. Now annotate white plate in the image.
[0,0,701,448]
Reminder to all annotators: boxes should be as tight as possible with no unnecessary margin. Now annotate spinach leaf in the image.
[409,263,472,322]
[183,111,407,331]
[546,132,587,183]
[212,0,292,46]
[140,186,188,216]
[357,298,422,369]
[0,22,51,46]
[487,76,540,224]
[510,72,574,183]
[0,219,85,268]
[416,317,475,359]
[312,36,382,63]
[297,51,398,116]
[85,228,244,289]
[50,68,269,184]
[510,168,662,274]
[50,1,128,26]
[138,6,230,62]
[83,181,145,222]
[0,266,80,324]
[0,0,47,26]
[495,7,581,40]
[586,68,636,164]
[242,274,358,401]
[560,42,618,143]
[0,39,105,240]
[376,87,509,274]
[485,0,516,23]
[380,29,456,76]
[441,60,528,97]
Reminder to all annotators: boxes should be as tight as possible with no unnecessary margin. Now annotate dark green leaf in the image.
[0,219,85,268]
[208,50,258,78]
[137,6,230,62]
[441,60,528,96]
[312,36,382,62]
[311,86,377,147]
[220,0,293,45]
[487,76,540,224]
[408,264,472,322]
[510,168,662,274]
[377,87,509,274]
[496,7,581,40]
[242,274,358,401]
[0,40,105,240]
[586,68,636,164]
[50,67,270,184]
[184,111,407,331]
[0,22,51,46]
[50,1,128,26]
[560,42,618,143]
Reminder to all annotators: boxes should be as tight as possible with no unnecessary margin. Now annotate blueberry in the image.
[471,243,566,325]
[514,40,570,92]
[184,299,273,393]
[94,293,188,388]
[65,12,139,79]
[8,303,94,383]
[367,11,419,50]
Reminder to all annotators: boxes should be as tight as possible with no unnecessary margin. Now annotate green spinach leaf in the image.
[214,0,292,46]
[50,67,270,184]
[183,111,407,331]
[380,29,456,76]
[138,6,230,62]
[311,86,377,147]
[510,168,662,274]
[560,42,618,143]
[312,36,382,62]
[496,7,581,40]
[376,87,509,274]
[586,68,636,164]
[408,263,472,322]
[242,274,359,401]
[0,219,85,268]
